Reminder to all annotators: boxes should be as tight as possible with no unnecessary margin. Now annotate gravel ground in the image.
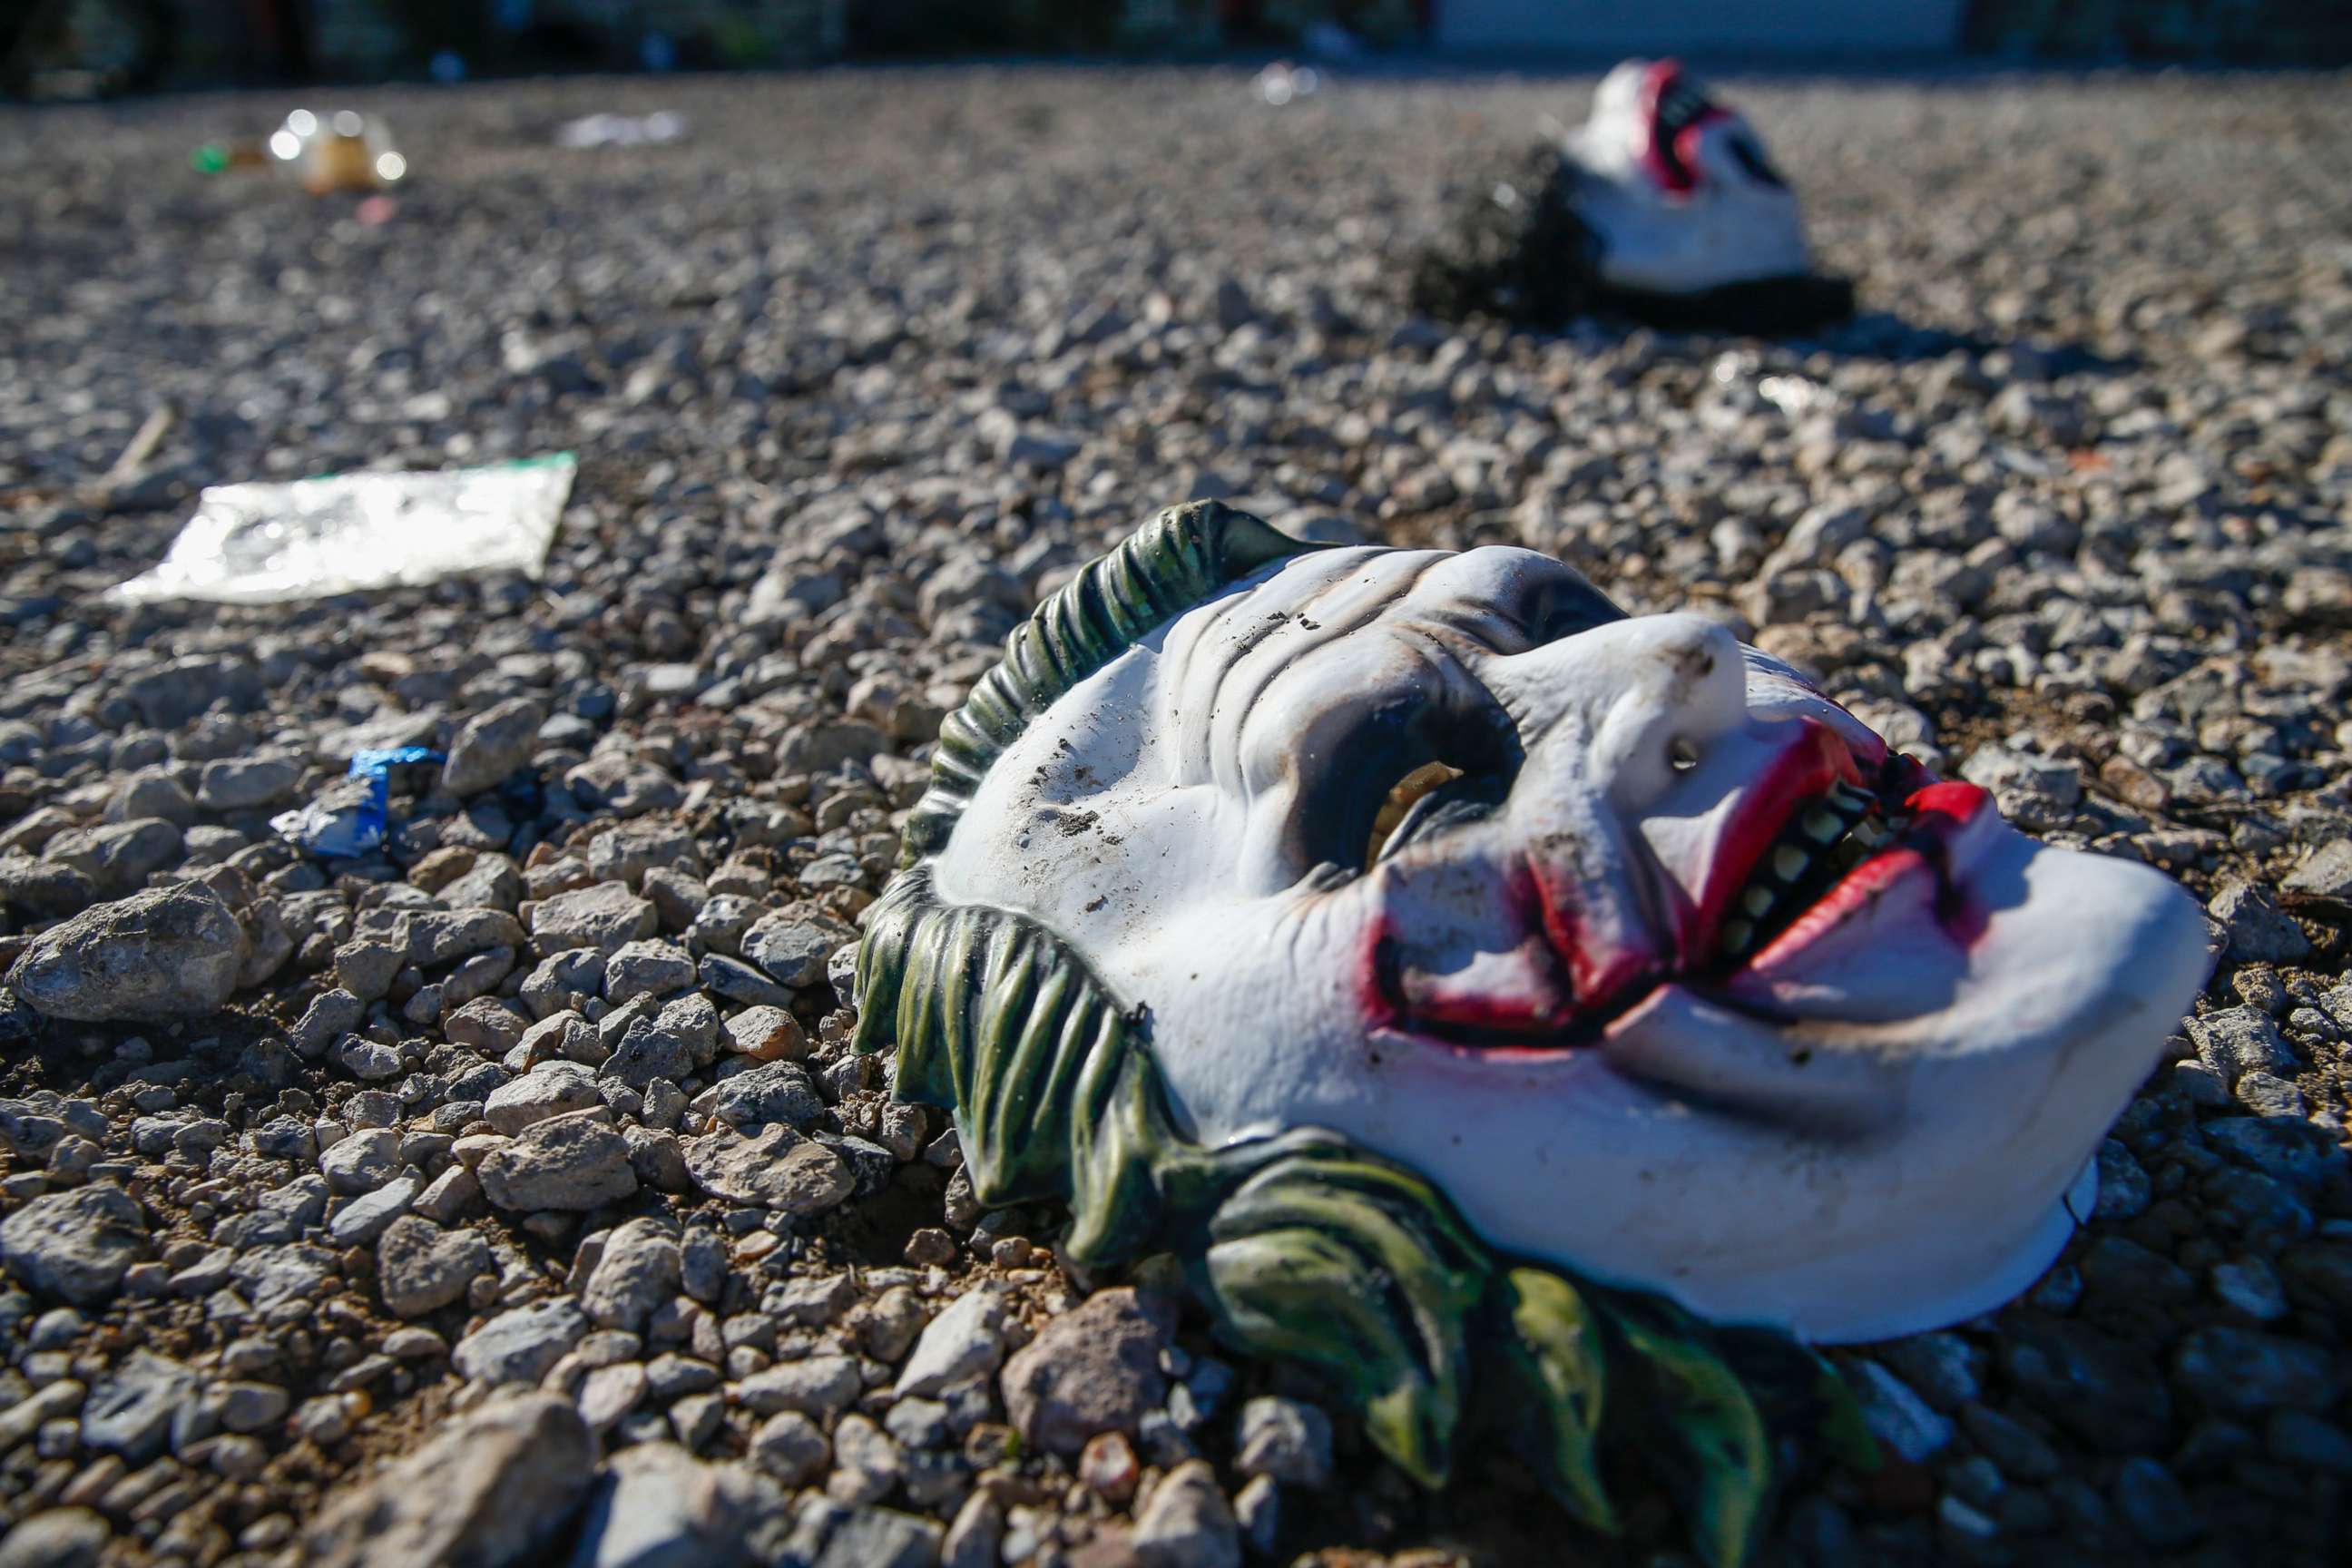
[2,63,2350,1568]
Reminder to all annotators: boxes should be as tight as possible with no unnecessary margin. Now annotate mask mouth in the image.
[1367,740,1986,1057]
[1638,59,1728,196]
[1702,756,1939,968]
[1635,59,1791,200]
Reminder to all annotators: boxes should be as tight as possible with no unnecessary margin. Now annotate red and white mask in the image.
[1565,58,1815,296]
[933,544,2210,1341]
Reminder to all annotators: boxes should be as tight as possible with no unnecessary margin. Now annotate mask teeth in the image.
[1716,788,1910,963]
[1654,78,1714,132]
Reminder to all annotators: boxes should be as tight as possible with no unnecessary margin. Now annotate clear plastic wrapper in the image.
[110,454,575,605]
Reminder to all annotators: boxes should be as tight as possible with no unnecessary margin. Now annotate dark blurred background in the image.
[5,0,2350,99]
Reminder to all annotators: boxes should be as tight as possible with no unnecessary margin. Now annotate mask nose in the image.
[1481,613,1748,1002]
[1494,612,1747,808]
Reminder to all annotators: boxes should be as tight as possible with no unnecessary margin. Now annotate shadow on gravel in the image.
[1816,310,2140,374]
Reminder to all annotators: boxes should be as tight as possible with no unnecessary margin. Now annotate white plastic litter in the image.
[1254,62,1321,106]
[109,454,575,604]
[554,112,690,150]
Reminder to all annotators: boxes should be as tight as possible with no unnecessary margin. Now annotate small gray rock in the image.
[1234,1396,1333,1488]
[2112,1456,2201,1550]
[377,1216,492,1317]
[320,1128,401,1195]
[565,1441,753,1568]
[534,883,660,958]
[2210,879,2311,964]
[582,1217,681,1333]
[720,1004,808,1063]
[2189,1007,2298,1083]
[0,1508,109,1568]
[2173,1326,2340,1417]
[443,699,547,797]
[740,911,846,988]
[2282,839,2352,907]
[750,1410,830,1485]
[739,1355,862,1419]
[605,939,697,1005]
[40,818,183,897]
[454,1298,593,1385]
[328,1176,420,1246]
[1848,1360,1955,1464]
[1132,1459,1240,1568]
[811,1507,941,1568]
[896,1288,1006,1399]
[485,1063,604,1134]
[83,1349,199,1463]
[710,1062,825,1131]
[697,954,794,1007]
[198,753,301,810]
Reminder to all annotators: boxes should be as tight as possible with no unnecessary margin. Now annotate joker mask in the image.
[1411,58,1855,333]
[857,504,2206,1561]
[1566,58,1814,299]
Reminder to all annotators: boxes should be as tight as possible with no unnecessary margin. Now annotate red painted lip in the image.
[1727,778,1992,982]
[1639,59,1732,198]
[1361,730,1982,1057]
[1671,719,1864,962]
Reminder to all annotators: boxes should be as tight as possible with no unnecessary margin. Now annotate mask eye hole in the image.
[1727,134,1787,189]
[1669,737,1701,773]
[1366,761,1463,867]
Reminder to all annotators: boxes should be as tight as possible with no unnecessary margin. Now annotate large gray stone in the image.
[533,883,658,957]
[564,1443,753,1568]
[999,1288,1172,1455]
[303,1392,594,1568]
[682,1124,851,1215]
[478,1112,639,1211]
[83,1350,199,1464]
[0,1182,149,1305]
[6,883,245,1022]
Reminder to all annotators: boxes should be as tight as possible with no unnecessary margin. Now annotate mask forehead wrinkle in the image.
[1172,549,1448,799]
[1151,557,1327,792]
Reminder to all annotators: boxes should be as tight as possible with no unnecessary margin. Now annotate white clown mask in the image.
[913,531,2209,1344]
[1566,58,1817,299]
